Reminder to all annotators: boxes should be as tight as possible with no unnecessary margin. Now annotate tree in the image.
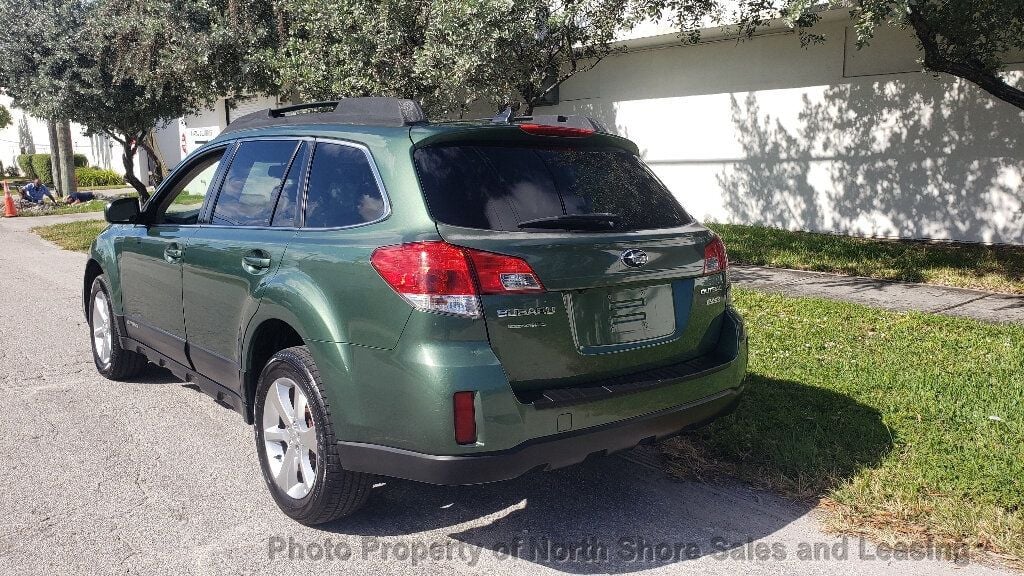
[276,0,636,117]
[896,0,1024,111]
[0,104,10,129]
[277,0,431,106]
[47,120,63,194]
[418,0,633,115]
[0,0,83,192]
[641,0,1024,112]
[0,0,271,200]
[70,0,274,199]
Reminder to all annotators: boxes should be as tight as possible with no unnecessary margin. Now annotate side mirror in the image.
[105,197,141,224]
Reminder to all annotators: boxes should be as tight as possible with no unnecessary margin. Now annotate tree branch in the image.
[906,7,1024,111]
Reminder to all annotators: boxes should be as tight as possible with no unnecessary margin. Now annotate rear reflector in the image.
[704,235,729,275]
[370,241,544,317]
[519,123,594,137]
[453,391,477,445]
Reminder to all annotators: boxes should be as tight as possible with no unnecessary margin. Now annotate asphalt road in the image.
[0,215,1016,576]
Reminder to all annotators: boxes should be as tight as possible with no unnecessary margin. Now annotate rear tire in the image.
[254,346,372,525]
[89,275,147,380]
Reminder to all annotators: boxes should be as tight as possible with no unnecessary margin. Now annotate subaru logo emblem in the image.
[620,248,649,268]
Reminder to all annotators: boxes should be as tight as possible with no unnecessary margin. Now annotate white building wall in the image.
[173,95,282,167]
[153,120,182,168]
[148,95,282,181]
[0,96,120,177]
[542,16,1024,245]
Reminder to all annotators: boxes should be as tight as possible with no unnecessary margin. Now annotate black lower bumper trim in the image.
[528,351,733,409]
[336,386,743,485]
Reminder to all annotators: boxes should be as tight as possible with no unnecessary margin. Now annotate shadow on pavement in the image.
[319,376,892,573]
[130,364,183,385]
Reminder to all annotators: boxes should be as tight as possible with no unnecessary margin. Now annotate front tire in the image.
[254,346,372,525]
[89,275,147,380]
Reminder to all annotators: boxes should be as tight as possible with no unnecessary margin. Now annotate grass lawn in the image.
[15,192,204,218]
[170,192,206,205]
[15,199,109,217]
[663,288,1024,562]
[79,184,131,191]
[709,223,1024,294]
[31,220,108,252]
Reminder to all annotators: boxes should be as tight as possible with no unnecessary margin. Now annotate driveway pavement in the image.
[0,217,1017,576]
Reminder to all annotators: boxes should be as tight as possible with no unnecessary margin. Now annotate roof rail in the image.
[486,110,607,133]
[221,97,428,135]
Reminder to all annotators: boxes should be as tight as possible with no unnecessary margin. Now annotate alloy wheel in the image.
[262,377,319,499]
[92,291,112,368]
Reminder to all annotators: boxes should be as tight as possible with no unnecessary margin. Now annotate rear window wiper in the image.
[517,213,620,231]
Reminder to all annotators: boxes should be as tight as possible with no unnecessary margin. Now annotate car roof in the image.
[207,97,637,154]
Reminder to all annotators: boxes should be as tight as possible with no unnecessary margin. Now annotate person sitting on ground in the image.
[64,191,96,205]
[20,178,57,204]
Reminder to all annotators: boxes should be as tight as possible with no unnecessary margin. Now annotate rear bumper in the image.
[337,384,742,485]
[331,305,749,479]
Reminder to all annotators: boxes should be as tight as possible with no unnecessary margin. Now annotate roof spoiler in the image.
[486,107,608,133]
[222,97,428,135]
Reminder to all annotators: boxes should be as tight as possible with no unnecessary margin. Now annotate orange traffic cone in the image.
[3,180,17,218]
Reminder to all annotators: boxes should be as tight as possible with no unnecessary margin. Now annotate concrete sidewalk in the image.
[732,265,1024,324]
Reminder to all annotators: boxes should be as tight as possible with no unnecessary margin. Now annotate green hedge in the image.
[14,154,90,180]
[30,154,53,184]
[75,167,124,187]
[16,154,34,179]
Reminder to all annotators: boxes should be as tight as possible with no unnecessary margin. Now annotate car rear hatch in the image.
[410,124,728,399]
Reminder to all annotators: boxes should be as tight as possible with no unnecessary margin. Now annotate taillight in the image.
[465,249,544,294]
[370,241,544,317]
[704,235,728,275]
[453,391,477,444]
[519,123,594,137]
[370,242,480,317]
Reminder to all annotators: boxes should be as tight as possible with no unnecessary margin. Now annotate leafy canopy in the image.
[276,0,635,116]
[0,0,279,196]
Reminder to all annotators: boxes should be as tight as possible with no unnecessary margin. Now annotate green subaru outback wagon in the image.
[85,98,747,525]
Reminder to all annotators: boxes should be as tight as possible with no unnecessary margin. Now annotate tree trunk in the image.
[907,7,1024,112]
[140,132,168,184]
[56,121,77,195]
[121,139,149,202]
[46,120,63,195]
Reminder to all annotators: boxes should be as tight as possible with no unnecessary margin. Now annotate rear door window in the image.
[413,145,692,231]
[210,140,298,226]
[304,142,387,228]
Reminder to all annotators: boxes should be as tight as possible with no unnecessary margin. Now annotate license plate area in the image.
[567,283,680,353]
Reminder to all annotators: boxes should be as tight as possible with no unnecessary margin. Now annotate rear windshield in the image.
[413,145,692,232]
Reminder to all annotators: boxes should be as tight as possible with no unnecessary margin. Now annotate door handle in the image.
[243,256,272,268]
[242,251,272,273]
[164,244,183,263]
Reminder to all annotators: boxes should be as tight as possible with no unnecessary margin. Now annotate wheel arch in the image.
[83,259,104,321]
[241,317,304,424]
